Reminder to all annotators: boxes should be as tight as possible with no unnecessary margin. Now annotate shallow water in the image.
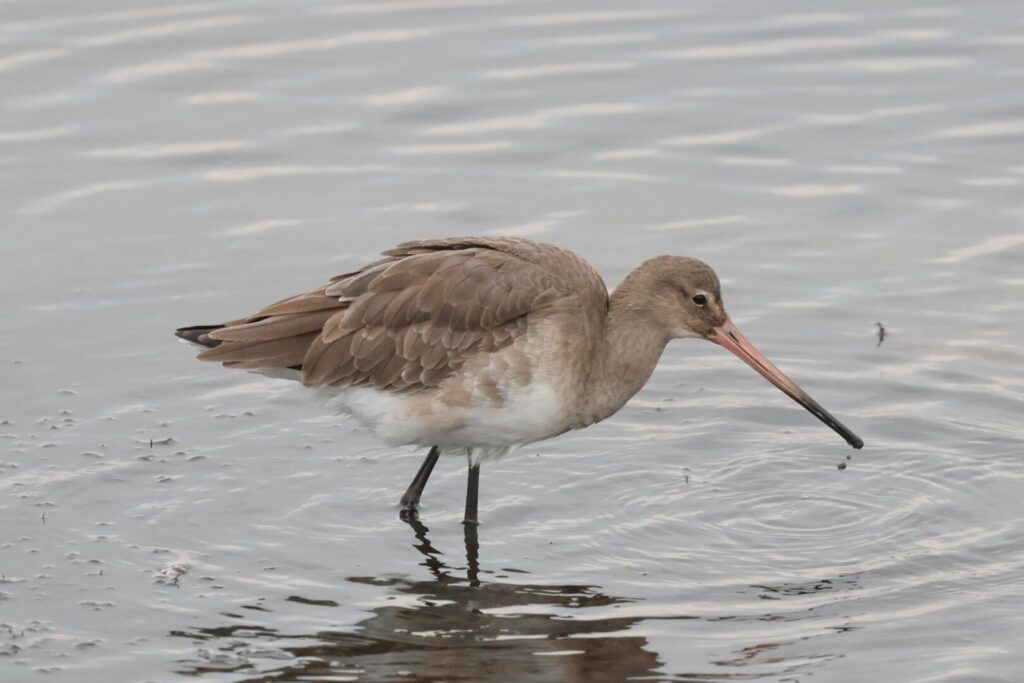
[2,0,1024,681]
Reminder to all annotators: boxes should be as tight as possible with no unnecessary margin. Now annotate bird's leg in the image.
[463,460,480,526]
[399,446,440,520]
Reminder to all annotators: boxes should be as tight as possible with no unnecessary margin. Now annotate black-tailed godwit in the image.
[177,237,862,525]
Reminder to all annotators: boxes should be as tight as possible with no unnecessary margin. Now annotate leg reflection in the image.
[401,514,450,584]
[174,523,662,681]
[401,511,481,587]
[464,521,480,588]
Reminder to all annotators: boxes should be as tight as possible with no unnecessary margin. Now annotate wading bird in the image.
[177,237,862,525]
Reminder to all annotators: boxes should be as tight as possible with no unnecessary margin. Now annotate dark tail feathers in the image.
[175,325,224,349]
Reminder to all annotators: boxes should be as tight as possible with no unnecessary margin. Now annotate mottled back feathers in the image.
[180,237,608,394]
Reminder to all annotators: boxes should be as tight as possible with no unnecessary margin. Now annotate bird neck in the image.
[579,281,671,426]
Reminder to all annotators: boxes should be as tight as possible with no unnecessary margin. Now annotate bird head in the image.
[642,255,863,450]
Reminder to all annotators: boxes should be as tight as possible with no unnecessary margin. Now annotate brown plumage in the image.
[177,236,862,525]
[178,237,603,393]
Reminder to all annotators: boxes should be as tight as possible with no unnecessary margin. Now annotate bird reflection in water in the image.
[172,520,662,681]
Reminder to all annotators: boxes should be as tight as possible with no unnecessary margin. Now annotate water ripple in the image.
[78,15,249,47]
[659,37,866,61]
[102,29,431,83]
[420,103,640,136]
[483,61,633,80]
[938,120,1024,139]
[506,9,683,27]
[88,141,249,159]
[0,125,75,143]
[0,49,66,74]
[770,184,865,197]
[931,234,1024,263]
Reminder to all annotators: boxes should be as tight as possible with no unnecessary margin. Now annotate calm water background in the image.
[2,0,1023,681]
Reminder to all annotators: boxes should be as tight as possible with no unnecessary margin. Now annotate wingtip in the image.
[175,325,222,347]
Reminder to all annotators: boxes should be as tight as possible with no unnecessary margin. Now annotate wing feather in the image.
[187,237,607,394]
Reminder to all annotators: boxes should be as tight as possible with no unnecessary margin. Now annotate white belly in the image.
[319,379,568,462]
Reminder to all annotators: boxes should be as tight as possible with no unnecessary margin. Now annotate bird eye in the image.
[691,294,707,306]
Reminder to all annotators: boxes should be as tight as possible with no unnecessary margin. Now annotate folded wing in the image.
[191,239,572,393]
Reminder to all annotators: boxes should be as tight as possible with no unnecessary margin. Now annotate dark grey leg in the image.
[399,446,440,520]
[463,461,480,526]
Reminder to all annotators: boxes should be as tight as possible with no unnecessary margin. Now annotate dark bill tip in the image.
[709,319,864,450]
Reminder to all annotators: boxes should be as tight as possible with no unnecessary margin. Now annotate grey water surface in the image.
[2,0,1023,681]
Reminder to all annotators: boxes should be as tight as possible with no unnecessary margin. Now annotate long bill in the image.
[709,319,863,449]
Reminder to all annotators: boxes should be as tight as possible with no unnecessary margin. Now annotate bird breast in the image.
[320,320,575,451]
